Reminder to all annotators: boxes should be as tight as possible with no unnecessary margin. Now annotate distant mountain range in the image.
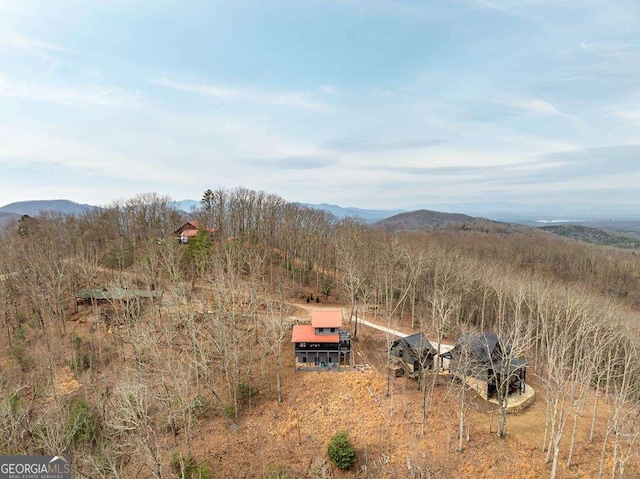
[176,200,407,222]
[0,199,407,223]
[304,203,405,223]
[4,197,632,225]
[1,198,639,250]
[0,199,198,217]
[412,201,640,222]
[306,201,640,224]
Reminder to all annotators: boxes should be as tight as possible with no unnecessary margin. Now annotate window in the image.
[299,342,306,348]
[330,328,336,333]
[318,328,324,333]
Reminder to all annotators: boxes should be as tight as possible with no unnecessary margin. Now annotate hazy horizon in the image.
[2,195,640,222]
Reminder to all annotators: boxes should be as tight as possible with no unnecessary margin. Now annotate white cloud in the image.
[0,128,192,184]
[319,84,338,94]
[153,77,332,111]
[611,110,640,120]
[0,33,69,54]
[580,41,636,57]
[154,78,235,99]
[314,0,443,19]
[502,98,567,117]
[463,0,549,20]
[493,133,577,155]
[0,73,138,106]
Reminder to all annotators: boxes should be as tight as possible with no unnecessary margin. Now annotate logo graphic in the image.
[0,455,72,479]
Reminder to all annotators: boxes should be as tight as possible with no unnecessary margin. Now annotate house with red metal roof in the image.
[174,221,217,243]
[291,309,351,370]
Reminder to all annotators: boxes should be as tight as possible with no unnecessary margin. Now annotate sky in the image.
[0,0,639,212]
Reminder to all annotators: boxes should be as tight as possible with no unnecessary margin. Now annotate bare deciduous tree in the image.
[108,380,164,479]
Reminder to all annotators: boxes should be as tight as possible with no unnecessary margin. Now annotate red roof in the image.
[180,229,199,238]
[291,325,339,343]
[311,310,342,329]
[175,221,217,235]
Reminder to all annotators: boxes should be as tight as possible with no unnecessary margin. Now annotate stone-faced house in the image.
[291,309,351,370]
[441,332,527,400]
[389,332,437,378]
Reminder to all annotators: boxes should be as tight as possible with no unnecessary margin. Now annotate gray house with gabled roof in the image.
[389,332,437,378]
[441,332,527,400]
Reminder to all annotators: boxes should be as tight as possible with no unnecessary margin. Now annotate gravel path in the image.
[352,315,454,353]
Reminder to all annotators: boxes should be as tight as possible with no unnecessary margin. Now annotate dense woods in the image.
[1,188,640,478]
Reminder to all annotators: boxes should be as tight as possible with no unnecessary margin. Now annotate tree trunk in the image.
[550,437,561,479]
[599,429,611,479]
[276,341,282,403]
[590,380,601,443]
[457,385,466,452]
[567,410,579,467]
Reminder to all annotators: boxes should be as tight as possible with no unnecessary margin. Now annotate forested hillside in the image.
[1,188,640,478]
[375,209,488,231]
[541,224,640,250]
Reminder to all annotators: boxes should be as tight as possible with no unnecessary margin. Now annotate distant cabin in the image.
[291,309,351,370]
[75,287,163,305]
[75,287,163,324]
[174,221,217,243]
[389,332,437,378]
[441,332,527,400]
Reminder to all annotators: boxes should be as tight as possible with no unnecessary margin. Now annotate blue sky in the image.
[0,0,639,211]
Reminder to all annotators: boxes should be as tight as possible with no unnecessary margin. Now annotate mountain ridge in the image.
[540,224,640,250]
[2,197,640,237]
[304,203,405,222]
[375,209,498,232]
[0,199,96,216]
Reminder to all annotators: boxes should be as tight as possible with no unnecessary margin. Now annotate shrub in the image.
[10,344,34,372]
[104,238,134,269]
[238,382,258,400]
[327,431,356,470]
[69,333,92,372]
[10,328,33,371]
[14,327,25,342]
[224,404,236,419]
[170,452,212,479]
[321,276,334,298]
[69,334,115,372]
[190,395,213,419]
[68,398,97,446]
